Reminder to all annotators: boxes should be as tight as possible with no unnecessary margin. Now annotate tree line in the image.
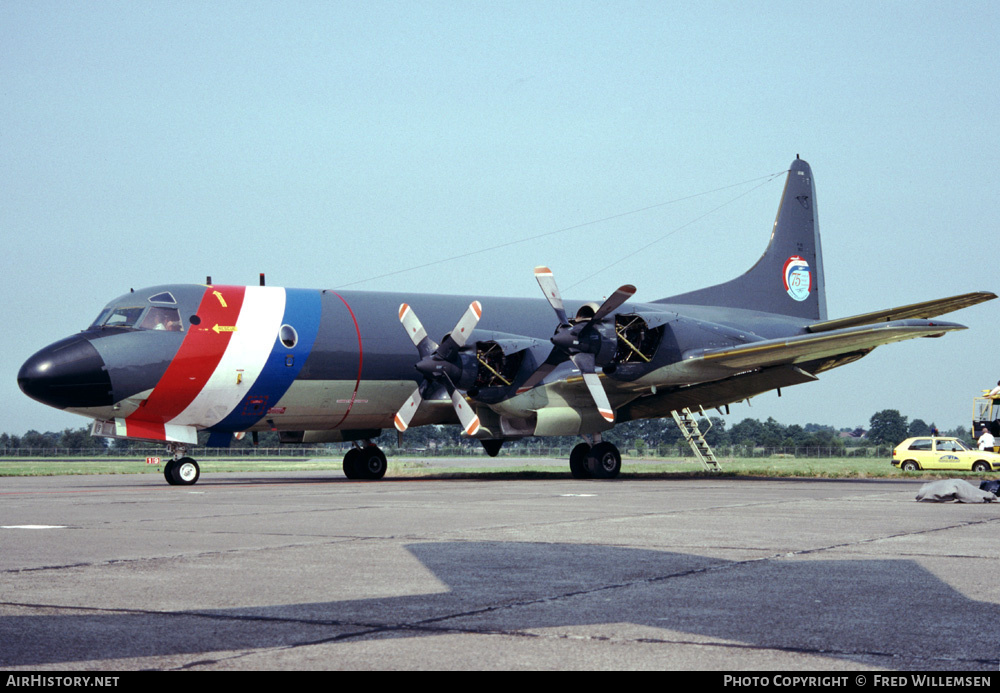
[0,409,968,454]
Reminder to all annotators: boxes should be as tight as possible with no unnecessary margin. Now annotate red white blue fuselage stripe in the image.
[120,286,320,443]
[209,288,321,434]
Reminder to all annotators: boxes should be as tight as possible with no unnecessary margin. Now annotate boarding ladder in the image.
[671,407,722,472]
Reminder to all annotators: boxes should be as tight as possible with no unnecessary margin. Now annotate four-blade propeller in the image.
[521,266,636,422]
[394,301,482,436]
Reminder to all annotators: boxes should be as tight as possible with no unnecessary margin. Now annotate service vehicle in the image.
[972,394,1000,452]
[892,436,1000,472]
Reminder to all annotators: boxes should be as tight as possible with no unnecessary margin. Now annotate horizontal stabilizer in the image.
[687,319,966,373]
[807,292,996,333]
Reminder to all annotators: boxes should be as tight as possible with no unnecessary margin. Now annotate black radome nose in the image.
[18,334,113,409]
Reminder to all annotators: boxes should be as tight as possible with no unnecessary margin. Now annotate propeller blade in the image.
[582,372,615,423]
[534,266,569,325]
[449,384,481,436]
[450,301,482,349]
[393,386,423,432]
[570,352,615,423]
[398,303,438,357]
[591,285,637,322]
[437,300,483,361]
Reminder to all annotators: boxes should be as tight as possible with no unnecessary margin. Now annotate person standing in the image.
[978,426,995,451]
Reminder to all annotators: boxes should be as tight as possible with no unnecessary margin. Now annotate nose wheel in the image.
[163,443,200,486]
[164,457,201,485]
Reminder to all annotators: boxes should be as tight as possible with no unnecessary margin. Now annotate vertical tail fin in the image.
[659,158,826,321]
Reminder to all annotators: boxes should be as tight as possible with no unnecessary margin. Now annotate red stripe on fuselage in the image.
[329,291,363,429]
[126,286,247,428]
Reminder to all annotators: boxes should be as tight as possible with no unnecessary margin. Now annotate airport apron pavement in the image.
[1,468,998,670]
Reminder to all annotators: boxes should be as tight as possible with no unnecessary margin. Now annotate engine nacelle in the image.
[465,331,550,403]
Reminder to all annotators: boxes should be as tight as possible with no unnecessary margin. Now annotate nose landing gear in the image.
[163,444,201,486]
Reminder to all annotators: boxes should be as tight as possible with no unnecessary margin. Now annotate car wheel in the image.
[901,460,920,471]
[972,461,990,472]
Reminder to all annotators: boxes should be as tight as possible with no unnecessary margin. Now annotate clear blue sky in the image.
[2,1,997,436]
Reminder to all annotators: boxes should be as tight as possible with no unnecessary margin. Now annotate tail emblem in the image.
[783,256,812,302]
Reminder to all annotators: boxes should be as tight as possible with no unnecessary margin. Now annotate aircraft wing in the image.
[805,292,995,333]
[684,318,966,373]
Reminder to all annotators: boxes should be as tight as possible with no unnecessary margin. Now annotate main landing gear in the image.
[568,435,621,480]
[342,441,388,480]
[163,444,200,486]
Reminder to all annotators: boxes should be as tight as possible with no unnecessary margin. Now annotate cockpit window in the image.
[92,307,146,329]
[140,307,183,331]
[90,306,184,332]
[148,291,177,304]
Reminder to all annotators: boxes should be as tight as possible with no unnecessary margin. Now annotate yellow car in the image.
[892,437,1000,472]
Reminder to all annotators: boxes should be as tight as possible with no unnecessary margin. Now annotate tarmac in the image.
[1,461,998,671]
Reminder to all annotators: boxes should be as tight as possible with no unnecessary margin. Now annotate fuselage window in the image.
[279,324,298,348]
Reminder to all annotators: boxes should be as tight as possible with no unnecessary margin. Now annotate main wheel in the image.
[170,457,200,485]
[356,446,387,480]
[586,442,621,479]
[569,443,591,479]
[342,448,363,479]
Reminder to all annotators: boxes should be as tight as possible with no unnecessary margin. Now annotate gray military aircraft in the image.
[18,158,996,484]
